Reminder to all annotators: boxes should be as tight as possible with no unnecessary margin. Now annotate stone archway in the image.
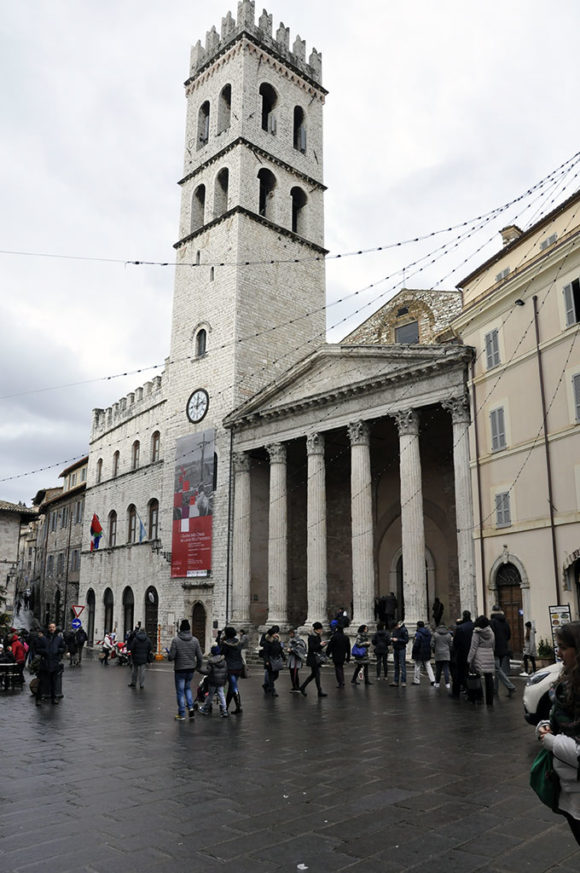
[192,602,206,653]
[122,587,134,639]
[103,587,114,635]
[144,587,158,652]
[489,552,527,656]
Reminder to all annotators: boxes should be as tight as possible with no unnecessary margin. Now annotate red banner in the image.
[171,430,214,578]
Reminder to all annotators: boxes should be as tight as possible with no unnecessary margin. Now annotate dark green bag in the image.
[530,747,560,811]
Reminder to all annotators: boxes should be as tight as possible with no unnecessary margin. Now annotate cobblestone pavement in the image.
[1,659,579,873]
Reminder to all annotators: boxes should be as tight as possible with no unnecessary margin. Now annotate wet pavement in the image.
[1,658,579,873]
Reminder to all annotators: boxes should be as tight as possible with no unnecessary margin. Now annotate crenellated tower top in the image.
[188,1,322,86]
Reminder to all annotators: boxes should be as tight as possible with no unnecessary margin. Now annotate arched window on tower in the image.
[191,185,206,232]
[131,440,140,471]
[217,84,231,134]
[195,328,207,358]
[96,458,103,484]
[127,505,137,544]
[112,451,120,478]
[259,83,277,133]
[197,100,210,148]
[214,168,229,218]
[290,187,307,235]
[108,510,117,548]
[258,168,276,220]
[293,106,307,153]
[148,499,159,540]
[151,431,160,463]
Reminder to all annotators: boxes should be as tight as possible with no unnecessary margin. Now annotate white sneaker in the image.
[445,683,451,689]
[434,683,440,688]
[412,681,420,685]
[519,672,529,677]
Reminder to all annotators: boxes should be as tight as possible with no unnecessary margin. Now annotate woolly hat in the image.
[223,626,237,639]
[179,619,190,632]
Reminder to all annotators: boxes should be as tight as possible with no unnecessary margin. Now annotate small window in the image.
[47,554,54,574]
[217,84,231,134]
[148,499,159,540]
[395,321,419,344]
[132,441,140,471]
[113,451,120,478]
[259,83,277,133]
[196,329,207,357]
[71,549,80,572]
[485,329,500,369]
[191,185,206,233]
[108,511,117,548]
[127,505,137,544]
[540,233,557,251]
[293,106,306,152]
[81,467,87,482]
[258,168,276,220]
[573,374,580,422]
[70,472,77,487]
[290,186,307,235]
[563,279,580,327]
[210,267,215,282]
[151,431,161,463]
[397,307,409,317]
[50,513,57,532]
[495,492,511,527]
[490,407,506,451]
[74,498,83,524]
[197,100,210,148]
[61,507,68,529]
[214,167,229,217]
[56,552,64,576]
[96,458,103,484]
[496,267,510,282]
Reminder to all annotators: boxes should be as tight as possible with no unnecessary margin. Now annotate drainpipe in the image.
[470,359,487,615]
[532,295,561,603]
[225,428,235,624]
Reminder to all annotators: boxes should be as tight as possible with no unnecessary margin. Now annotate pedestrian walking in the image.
[490,605,516,697]
[467,615,495,706]
[286,628,306,692]
[262,627,285,697]
[451,611,474,698]
[521,621,537,676]
[63,629,78,667]
[220,626,245,713]
[100,632,115,666]
[411,620,435,685]
[199,645,229,717]
[35,622,65,705]
[535,621,580,845]
[74,627,88,664]
[127,626,152,689]
[299,622,328,697]
[167,619,203,721]
[351,624,372,686]
[326,624,350,688]
[390,619,409,686]
[432,622,453,688]
[371,622,390,680]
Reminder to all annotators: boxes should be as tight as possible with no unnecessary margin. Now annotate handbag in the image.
[269,656,284,672]
[530,746,560,811]
[352,644,366,658]
[315,653,328,666]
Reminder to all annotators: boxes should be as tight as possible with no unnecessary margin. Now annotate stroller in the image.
[194,674,209,711]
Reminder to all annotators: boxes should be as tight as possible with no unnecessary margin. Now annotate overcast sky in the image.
[2,0,580,505]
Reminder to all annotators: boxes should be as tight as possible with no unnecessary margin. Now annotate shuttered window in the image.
[573,374,580,422]
[563,279,580,327]
[485,329,500,369]
[495,492,511,527]
[490,407,506,451]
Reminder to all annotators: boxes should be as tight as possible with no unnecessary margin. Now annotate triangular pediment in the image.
[226,343,467,425]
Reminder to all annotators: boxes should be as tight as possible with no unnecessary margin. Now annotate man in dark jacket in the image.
[371,622,390,680]
[299,622,328,698]
[35,622,66,705]
[167,619,203,720]
[411,621,434,685]
[451,610,474,698]
[390,620,409,686]
[74,627,88,664]
[127,627,153,689]
[326,625,351,688]
[490,606,516,697]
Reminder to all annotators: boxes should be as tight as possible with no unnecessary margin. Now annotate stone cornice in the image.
[174,204,328,254]
[177,136,326,191]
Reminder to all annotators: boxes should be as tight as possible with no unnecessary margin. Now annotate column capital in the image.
[347,420,370,446]
[442,394,471,425]
[306,431,325,455]
[394,408,419,436]
[266,442,286,464]
[232,451,250,473]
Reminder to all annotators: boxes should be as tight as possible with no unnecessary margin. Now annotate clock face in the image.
[186,388,209,423]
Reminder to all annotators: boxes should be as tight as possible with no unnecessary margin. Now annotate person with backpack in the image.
[432,622,454,689]
[286,628,307,692]
[74,626,88,664]
[390,619,409,687]
[127,626,153,689]
[371,622,391,680]
[411,620,435,685]
[351,624,372,685]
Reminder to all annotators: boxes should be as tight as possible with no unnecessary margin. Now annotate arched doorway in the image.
[122,587,134,639]
[103,588,114,635]
[496,562,524,656]
[87,589,95,644]
[144,587,158,652]
[192,602,206,652]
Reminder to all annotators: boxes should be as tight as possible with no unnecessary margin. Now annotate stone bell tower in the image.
[163,1,328,625]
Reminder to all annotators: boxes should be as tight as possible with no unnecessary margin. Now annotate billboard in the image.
[171,429,215,578]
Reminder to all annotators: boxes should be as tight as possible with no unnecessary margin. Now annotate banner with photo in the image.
[171,429,215,578]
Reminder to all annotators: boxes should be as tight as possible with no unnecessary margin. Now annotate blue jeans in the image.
[174,670,194,717]
[393,648,406,683]
[228,673,239,695]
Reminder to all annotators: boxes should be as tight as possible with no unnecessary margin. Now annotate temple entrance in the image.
[496,562,524,657]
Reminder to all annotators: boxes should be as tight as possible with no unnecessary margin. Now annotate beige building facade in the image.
[453,191,580,652]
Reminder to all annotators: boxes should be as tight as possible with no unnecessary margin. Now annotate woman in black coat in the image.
[326,625,350,688]
[220,626,245,713]
[299,622,328,698]
[262,629,285,697]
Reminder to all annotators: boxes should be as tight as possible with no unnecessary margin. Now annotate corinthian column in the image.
[348,420,375,629]
[265,443,288,627]
[395,409,426,626]
[300,433,327,631]
[443,395,477,616]
[231,451,251,625]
